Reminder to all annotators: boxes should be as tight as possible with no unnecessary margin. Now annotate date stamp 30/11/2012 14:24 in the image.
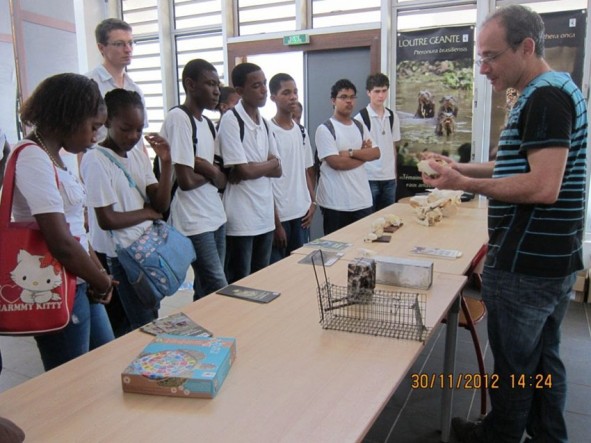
[410,373,553,390]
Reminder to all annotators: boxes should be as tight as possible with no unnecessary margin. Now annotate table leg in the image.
[440,294,460,442]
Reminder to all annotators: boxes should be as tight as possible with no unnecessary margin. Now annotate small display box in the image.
[374,256,433,290]
[122,335,236,398]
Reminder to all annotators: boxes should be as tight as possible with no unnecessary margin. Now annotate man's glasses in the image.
[475,46,512,67]
[106,40,135,49]
[336,95,357,101]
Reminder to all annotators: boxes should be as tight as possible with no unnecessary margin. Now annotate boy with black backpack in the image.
[354,73,401,211]
[218,63,282,283]
[314,79,380,235]
[159,59,228,300]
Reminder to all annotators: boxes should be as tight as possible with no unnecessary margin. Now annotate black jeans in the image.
[320,206,373,235]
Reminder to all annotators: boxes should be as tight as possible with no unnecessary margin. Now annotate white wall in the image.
[74,0,107,74]
[0,0,17,143]
[0,0,110,142]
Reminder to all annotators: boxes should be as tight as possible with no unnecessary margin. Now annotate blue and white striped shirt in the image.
[486,71,588,278]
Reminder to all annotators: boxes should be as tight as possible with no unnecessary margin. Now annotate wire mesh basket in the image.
[311,251,429,342]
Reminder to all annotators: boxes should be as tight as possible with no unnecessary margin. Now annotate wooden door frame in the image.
[226,29,380,80]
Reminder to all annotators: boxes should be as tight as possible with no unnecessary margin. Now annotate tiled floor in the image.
[1,282,590,443]
[363,291,591,443]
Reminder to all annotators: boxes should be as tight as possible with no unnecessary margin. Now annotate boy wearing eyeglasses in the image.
[314,78,380,235]
[86,18,148,144]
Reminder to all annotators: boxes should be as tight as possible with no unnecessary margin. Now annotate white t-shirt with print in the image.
[160,107,226,236]
[81,146,157,257]
[218,101,280,236]
[12,142,89,252]
[354,105,401,181]
[314,117,373,211]
[270,121,313,222]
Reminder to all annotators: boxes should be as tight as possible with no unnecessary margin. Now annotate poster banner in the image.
[490,9,587,148]
[395,26,474,199]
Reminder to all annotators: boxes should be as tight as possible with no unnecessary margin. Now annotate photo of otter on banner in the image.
[395,26,474,199]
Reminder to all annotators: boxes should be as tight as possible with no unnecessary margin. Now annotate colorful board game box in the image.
[122,335,236,398]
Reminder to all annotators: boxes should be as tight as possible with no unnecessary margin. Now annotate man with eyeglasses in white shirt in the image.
[86,18,148,144]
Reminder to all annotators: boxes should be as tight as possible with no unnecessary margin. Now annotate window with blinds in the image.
[238,0,297,36]
[121,0,162,133]
[311,0,380,28]
[174,0,223,29]
[120,0,224,131]
[176,31,225,119]
[173,0,224,118]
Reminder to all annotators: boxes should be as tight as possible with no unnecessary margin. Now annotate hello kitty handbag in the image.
[0,143,77,335]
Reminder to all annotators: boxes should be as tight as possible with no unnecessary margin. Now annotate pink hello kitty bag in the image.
[0,143,76,335]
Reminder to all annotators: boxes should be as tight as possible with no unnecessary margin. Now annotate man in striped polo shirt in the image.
[421,5,587,443]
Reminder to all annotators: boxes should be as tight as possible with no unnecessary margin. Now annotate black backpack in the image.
[314,118,364,179]
[153,105,216,219]
[358,107,395,132]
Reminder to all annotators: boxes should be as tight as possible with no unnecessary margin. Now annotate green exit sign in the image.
[283,34,310,46]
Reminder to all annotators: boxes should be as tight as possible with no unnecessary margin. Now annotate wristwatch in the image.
[348,149,353,158]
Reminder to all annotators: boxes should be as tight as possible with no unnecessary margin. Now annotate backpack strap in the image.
[176,105,198,153]
[360,107,395,132]
[297,123,306,145]
[262,118,269,135]
[386,107,394,130]
[231,108,245,142]
[352,118,364,140]
[153,105,198,180]
[203,115,216,140]
[324,118,364,141]
[322,119,336,140]
[231,108,270,142]
[359,108,371,131]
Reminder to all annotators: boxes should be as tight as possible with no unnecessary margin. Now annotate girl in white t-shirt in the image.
[81,89,172,330]
[13,73,115,371]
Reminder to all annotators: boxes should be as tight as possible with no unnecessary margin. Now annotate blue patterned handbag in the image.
[97,148,196,308]
[116,220,195,308]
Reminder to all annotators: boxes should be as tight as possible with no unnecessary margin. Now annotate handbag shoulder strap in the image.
[96,147,154,250]
[96,147,148,202]
[0,142,59,229]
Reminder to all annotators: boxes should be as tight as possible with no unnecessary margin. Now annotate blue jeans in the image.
[369,179,396,212]
[190,225,228,301]
[270,217,310,264]
[480,268,575,443]
[34,283,114,371]
[321,206,373,235]
[225,231,273,284]
[107,256,159,331]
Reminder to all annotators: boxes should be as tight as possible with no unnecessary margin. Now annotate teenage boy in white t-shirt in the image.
[354,73,401,211]
[268,73,315,263]
[218,63,282,283]
[315,78,380,235]
[160,59,228,300]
